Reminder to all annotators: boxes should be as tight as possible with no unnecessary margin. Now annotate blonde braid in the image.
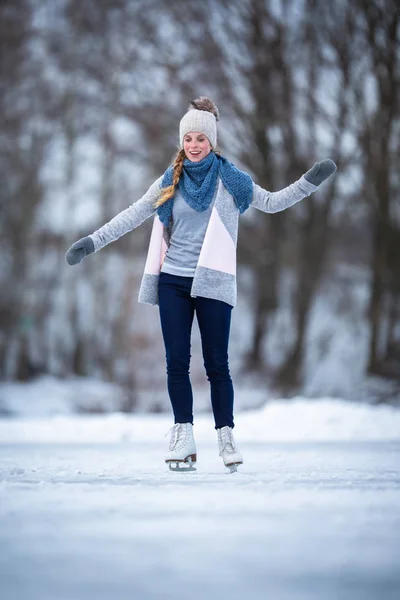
[154,149,186,209]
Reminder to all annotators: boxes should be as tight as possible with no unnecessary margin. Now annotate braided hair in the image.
[153,149,186,208]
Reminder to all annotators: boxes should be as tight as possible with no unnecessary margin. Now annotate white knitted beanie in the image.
[179,97,219,149]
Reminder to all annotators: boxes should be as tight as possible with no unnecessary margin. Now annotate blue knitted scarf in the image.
[157,152,253,227]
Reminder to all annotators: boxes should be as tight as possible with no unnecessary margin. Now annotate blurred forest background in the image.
[0,0,399,412]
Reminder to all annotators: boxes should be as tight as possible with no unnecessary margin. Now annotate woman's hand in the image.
[304,159,337,186]
[65,236,95,266]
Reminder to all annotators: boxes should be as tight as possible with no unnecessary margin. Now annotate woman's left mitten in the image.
[304,159,337,186]
[65,236,95,266]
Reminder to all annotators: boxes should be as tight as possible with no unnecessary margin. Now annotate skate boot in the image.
[165,423,197,472]
[217,426,243,473]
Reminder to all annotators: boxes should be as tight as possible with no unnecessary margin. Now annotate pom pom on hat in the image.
[179,96,219,149]
[187,97,219,120]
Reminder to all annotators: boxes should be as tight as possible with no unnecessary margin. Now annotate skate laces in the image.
[166,423,189,451]
[218,427,236,456]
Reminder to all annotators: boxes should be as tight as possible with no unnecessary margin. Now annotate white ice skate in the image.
[165,423,197,472]
[217,426,243,473]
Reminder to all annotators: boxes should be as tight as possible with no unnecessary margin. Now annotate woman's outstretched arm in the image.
[65,175,163,265]
[250,159,336,214]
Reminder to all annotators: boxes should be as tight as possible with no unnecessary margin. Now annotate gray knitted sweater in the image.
[160,192,214,277]
[90,174,317,307]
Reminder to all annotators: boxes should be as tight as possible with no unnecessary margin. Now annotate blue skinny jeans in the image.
[158,272,234,429]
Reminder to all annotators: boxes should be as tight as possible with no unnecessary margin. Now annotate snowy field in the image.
[1,400,400,600]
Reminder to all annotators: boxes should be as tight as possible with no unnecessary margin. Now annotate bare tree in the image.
[0,0,55,379]
[357,0,400,378]
[275,0,357,389]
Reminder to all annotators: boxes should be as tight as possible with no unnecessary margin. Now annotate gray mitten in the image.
[65,236,95,266]
[304,159,337,186]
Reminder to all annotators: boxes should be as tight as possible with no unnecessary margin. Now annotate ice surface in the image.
[1,408,400,600]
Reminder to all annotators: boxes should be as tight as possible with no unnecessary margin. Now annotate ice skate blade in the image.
[226,463,242,474]
[166,456,197,473]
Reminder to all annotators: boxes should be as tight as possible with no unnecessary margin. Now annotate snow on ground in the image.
[0,394,399,444]
[1,399,400,600]
[0,376,127,417]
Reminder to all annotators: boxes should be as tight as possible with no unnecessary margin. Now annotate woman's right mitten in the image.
[65,236,95,266]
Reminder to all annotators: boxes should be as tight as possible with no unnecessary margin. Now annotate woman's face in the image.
[183,132,212,162]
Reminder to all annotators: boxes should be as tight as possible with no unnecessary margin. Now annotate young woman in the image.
[66,97,336,473]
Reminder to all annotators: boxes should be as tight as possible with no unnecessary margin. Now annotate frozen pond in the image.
[1,438,399,600]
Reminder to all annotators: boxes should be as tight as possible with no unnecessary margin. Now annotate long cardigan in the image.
[90,173,317,308]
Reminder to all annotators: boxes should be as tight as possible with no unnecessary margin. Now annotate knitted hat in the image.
[179,97,219,149]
